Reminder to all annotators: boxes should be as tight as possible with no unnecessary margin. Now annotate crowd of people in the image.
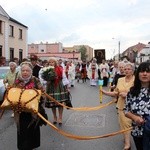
[0,55,149,150]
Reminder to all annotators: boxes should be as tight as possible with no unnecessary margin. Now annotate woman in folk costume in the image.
[80,60,88,83]
[99,59,110,86]
[45,57,69,125]
[13,62,45,150]
[65,60,75,87]
[75,62,81,83]
[58,59,70,88]
[88,58,99,86]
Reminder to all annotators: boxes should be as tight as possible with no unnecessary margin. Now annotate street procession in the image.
[0,54,149,150]
[0,2,150,150]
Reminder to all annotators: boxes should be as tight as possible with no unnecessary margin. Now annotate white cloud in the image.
[0,0,150,59]
[127,0,138,5]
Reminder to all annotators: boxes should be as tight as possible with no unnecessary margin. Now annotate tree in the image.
[78,46,88,61]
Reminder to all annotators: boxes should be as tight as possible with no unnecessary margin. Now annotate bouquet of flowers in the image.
[41,66,56,81]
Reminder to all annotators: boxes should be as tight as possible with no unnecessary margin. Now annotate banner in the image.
[94,49,105,64]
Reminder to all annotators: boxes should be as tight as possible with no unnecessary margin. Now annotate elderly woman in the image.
[3,62,19,117]
[125,62,150,150]
[3,61,18,86]
[13,61,45,150]
[111,61,126,89]
[45,57,69,125]
[101,62,135,150]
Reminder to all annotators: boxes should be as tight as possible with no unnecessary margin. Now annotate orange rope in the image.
[0,109,5,119]
[37,112,133,140]
[0,87,133,140]
[44,92,115,111]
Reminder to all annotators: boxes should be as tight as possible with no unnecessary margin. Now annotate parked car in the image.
[0,67,9,103]
[0,79,5,103]
[0,66,20,103]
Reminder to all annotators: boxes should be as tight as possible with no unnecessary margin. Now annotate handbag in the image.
[144,116,150,135]
[66,100,73,108]
[65,92,73,108]
[143,116,150,150]
[45,101,58,108]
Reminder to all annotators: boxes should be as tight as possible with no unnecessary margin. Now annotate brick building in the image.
[28,42,81,61]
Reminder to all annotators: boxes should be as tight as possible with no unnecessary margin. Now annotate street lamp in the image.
[112,38,121,61]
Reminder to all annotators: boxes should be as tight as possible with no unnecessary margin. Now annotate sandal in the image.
[53,117,57,124]
[58,119,62,125]
[124,147,131,150]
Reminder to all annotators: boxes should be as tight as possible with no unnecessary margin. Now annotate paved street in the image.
[0,79,136,150]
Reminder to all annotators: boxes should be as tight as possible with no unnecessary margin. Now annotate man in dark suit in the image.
[30,55,42,78]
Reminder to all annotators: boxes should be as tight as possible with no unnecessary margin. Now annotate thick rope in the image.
[0,87,133,140]
[44,92,115,111]
[0,109,5,119]
[37,112,133,140]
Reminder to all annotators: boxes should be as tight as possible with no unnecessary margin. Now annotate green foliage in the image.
[42,67,56,81]
[78,46,88,61]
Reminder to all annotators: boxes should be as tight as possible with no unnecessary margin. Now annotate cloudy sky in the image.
[0,0,150,59]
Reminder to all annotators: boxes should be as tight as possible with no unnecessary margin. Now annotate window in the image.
[10,48,14,61]
[19,29,22,39]
[9,25,14,37]
[41,49,44,52]
[0,20,2,34]
[19,49,23,63]
[0,45,2,56]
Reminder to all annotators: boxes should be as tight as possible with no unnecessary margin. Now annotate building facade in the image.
[121,42,146,63]
[28,42,81,61]
[136,43,150,63]
[0,5,28,63]
[64,45,93,61]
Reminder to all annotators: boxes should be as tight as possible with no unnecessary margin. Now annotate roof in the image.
[122,42,146,55]
[0,5,9,18]
[9,17,28,28]
[0,5,28,28]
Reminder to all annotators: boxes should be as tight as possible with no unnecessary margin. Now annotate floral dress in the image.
[45,66,69,108]
[125,88,150,137]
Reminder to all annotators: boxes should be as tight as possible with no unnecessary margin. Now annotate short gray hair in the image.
[118,61,125,67]
[124,62,135,71]
[20,61,33,70]
[9,61,17,67]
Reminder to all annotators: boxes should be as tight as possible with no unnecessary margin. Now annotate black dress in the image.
[14,76,44,150]
[17,112,40,150]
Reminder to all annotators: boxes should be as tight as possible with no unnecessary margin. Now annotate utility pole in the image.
[118,41,120,61]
